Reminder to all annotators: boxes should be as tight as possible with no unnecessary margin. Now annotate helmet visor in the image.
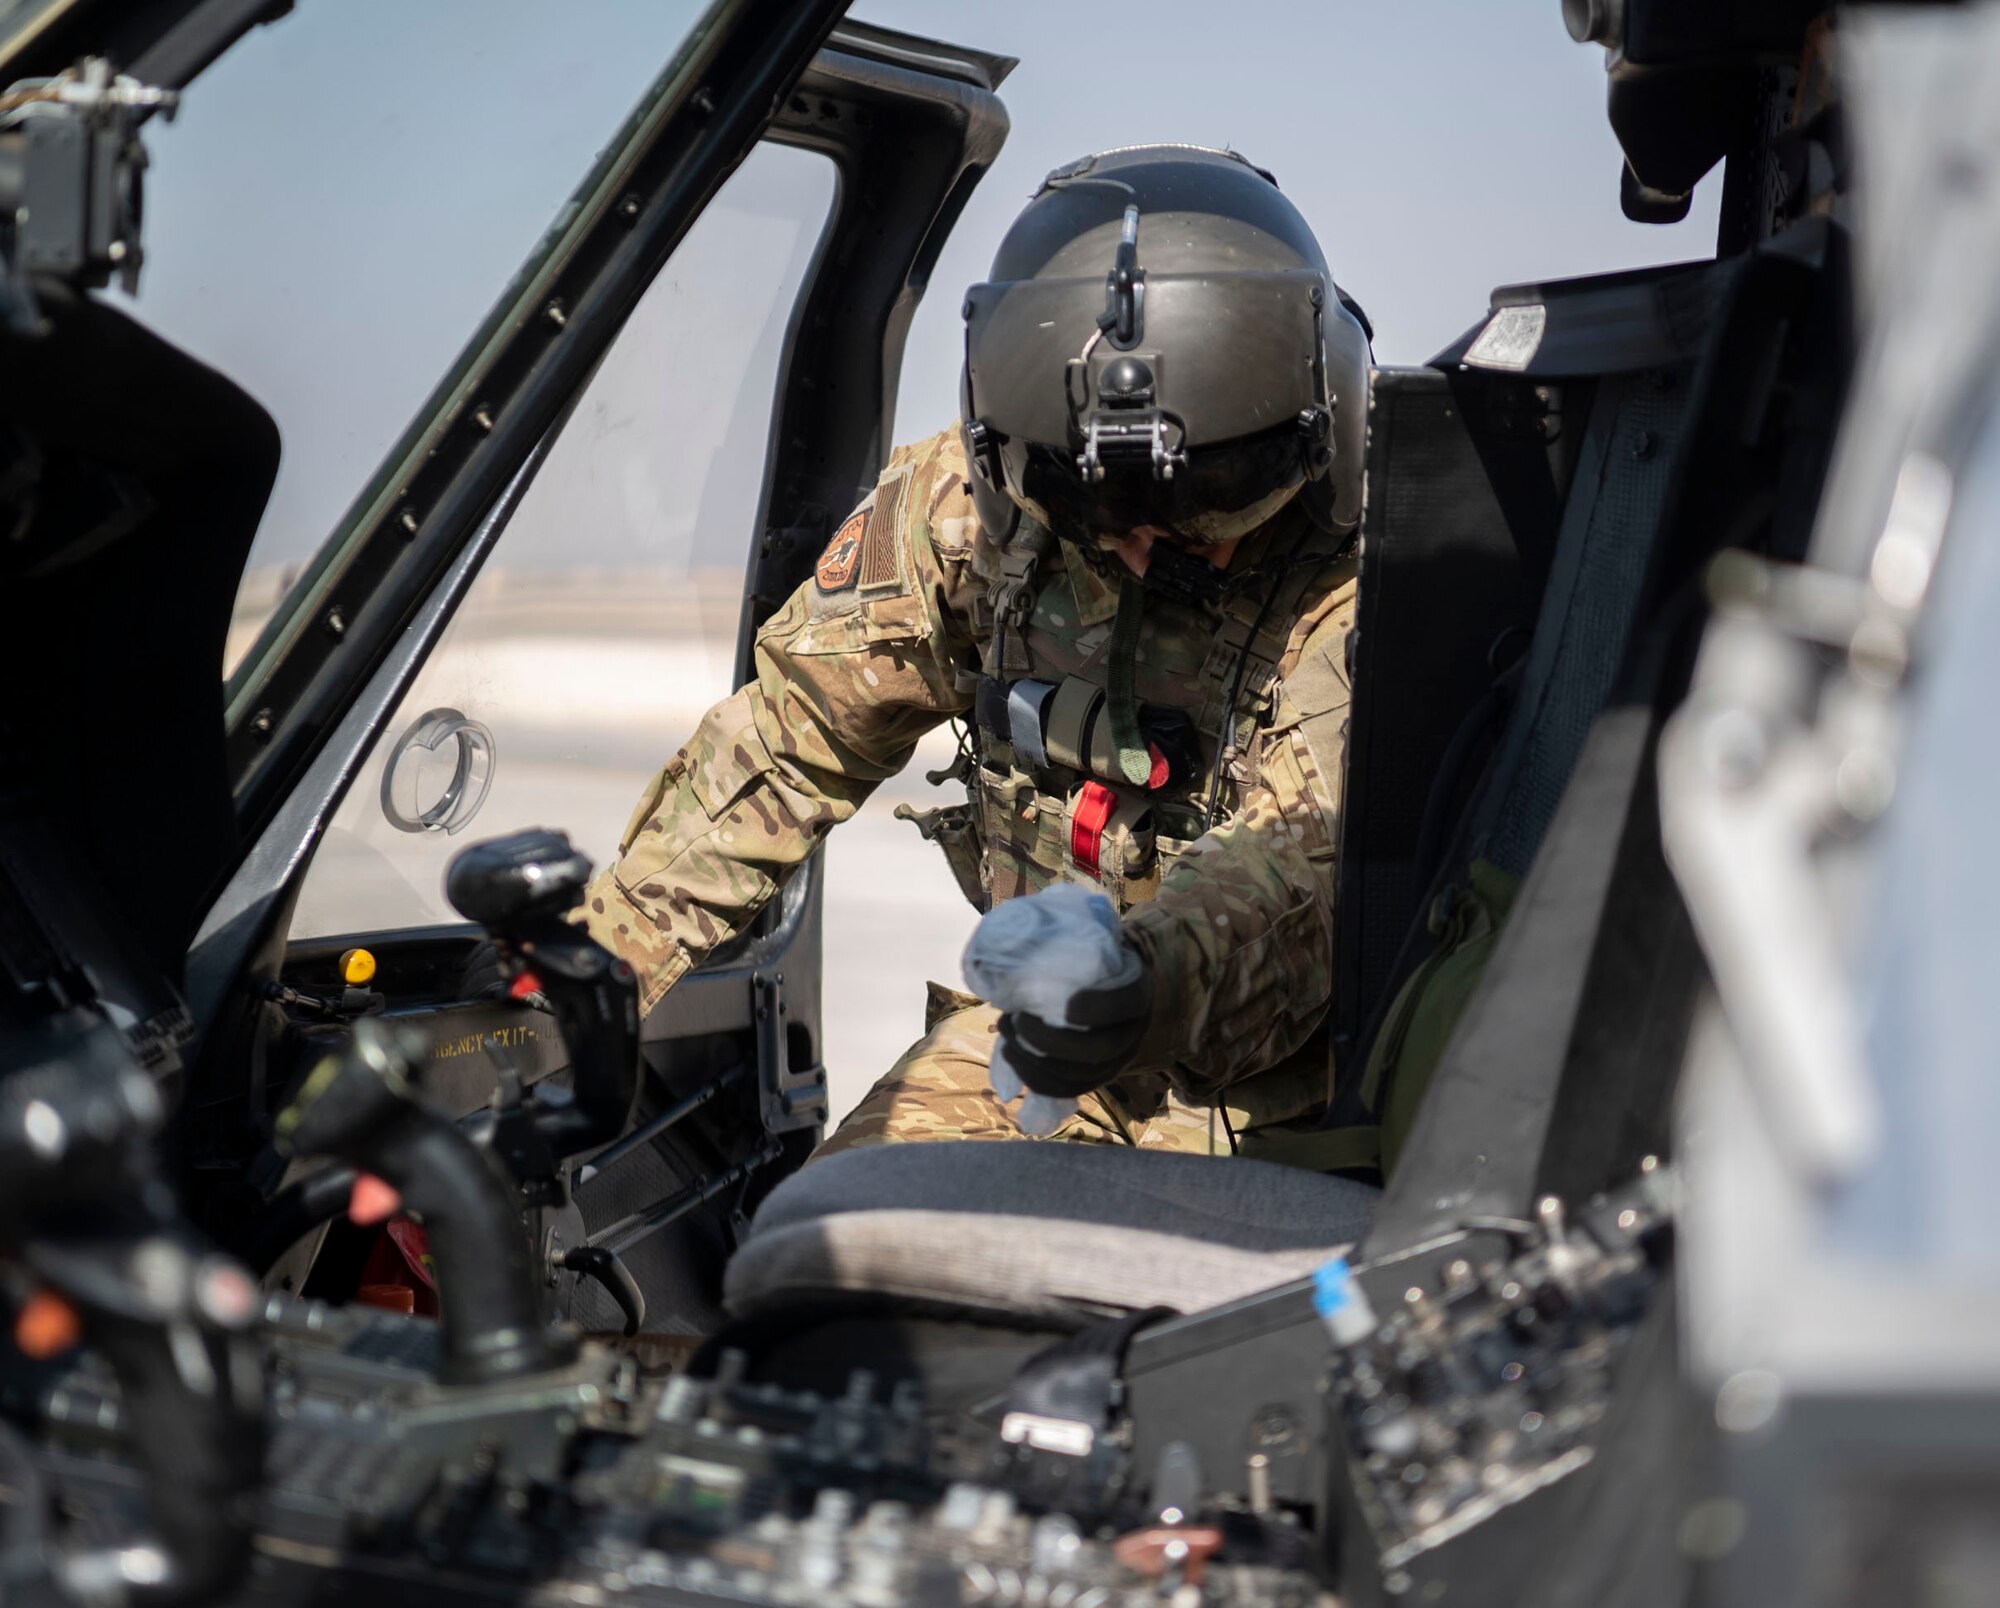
[1008,421,1308,547]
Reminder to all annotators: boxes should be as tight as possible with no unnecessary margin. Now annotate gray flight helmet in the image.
[960,144,1371,547]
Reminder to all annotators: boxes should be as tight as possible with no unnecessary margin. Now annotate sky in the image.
[121,0,1720,577]
[855,0,1722,440]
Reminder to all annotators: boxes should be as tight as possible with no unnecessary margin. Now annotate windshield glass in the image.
[1842,395,2000,1281]
[112,0,712,674]
[287,141,836,938]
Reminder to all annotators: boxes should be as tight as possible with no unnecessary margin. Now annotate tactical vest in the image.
[898,503,1347,918]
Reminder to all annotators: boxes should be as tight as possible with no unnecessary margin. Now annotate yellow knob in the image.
[339,947,377,986]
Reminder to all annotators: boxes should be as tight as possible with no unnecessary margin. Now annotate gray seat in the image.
[724,1142,1379,1325]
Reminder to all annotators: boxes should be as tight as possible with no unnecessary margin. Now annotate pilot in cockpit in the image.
[581,144,1384,1172]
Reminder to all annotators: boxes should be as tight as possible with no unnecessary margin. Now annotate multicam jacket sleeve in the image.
[580,431,985,1014]
[1119,580,1354,1112]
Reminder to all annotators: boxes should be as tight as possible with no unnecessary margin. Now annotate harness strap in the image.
[982,522,1057,679]
[1103,574,1153,786]
[1006,679,1057,767]
[1069,780,1118,880]
[1043,677,1103,773]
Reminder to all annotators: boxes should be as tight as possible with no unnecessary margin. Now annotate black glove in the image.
[455,938,551,1012]
[998,960,1154,1100]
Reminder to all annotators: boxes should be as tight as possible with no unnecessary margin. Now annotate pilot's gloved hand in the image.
[997,959,1154,1099]
[963,884,1154,1134]
[455,938,552,1013]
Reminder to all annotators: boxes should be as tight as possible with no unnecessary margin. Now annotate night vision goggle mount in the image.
[1068,350,1188,485]
[1065,201,1188,486]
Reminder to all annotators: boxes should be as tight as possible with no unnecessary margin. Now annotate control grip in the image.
[511,915,641,1159]
[445,831,640,1166]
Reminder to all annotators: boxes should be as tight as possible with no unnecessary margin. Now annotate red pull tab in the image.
[508,970,544,1002]
[348,1172,402,1227]
[1146,741,1170,791]
[1071,781,1116,880]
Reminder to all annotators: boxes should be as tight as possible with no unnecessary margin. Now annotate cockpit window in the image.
[1843,397,2000,1280]
[109,0,713,675]
[287,141,836,937]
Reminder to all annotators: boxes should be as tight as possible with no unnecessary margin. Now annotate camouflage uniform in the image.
[581,426,1355,1160]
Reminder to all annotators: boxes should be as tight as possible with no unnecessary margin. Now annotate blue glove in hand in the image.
[963,885,1152,1133]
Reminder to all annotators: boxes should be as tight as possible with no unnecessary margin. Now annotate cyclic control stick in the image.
[276,1018,578,1385]
[445,828,641,1167]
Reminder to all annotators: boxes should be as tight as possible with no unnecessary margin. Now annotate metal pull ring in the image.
[379,707,496,835]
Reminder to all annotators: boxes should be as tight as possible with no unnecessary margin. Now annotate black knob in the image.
[1098,354,1155,405]
[445,829,592,929]
[1562,0,1620,46]
[0,1038,163,1214]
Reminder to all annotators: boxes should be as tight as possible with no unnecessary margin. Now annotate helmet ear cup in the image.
[1295,399,1340,536]
[960,363,1020,542]
[1320,298,1371,533]
[1292,307,1350,537]
[1299,472,1340,536]
[960,419,1021,544]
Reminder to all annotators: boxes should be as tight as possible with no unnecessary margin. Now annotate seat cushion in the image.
[724,1143,1379,1324]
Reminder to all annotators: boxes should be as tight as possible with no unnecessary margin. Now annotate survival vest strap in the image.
[1102,573,1153,785]
[982,521,1058,679]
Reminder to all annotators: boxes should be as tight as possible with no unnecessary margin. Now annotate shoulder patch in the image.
[816,512,865,592]
[858,473,908,592]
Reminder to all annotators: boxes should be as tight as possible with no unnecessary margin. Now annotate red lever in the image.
[507,970,544,1002]
[1071,781,1116,880]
